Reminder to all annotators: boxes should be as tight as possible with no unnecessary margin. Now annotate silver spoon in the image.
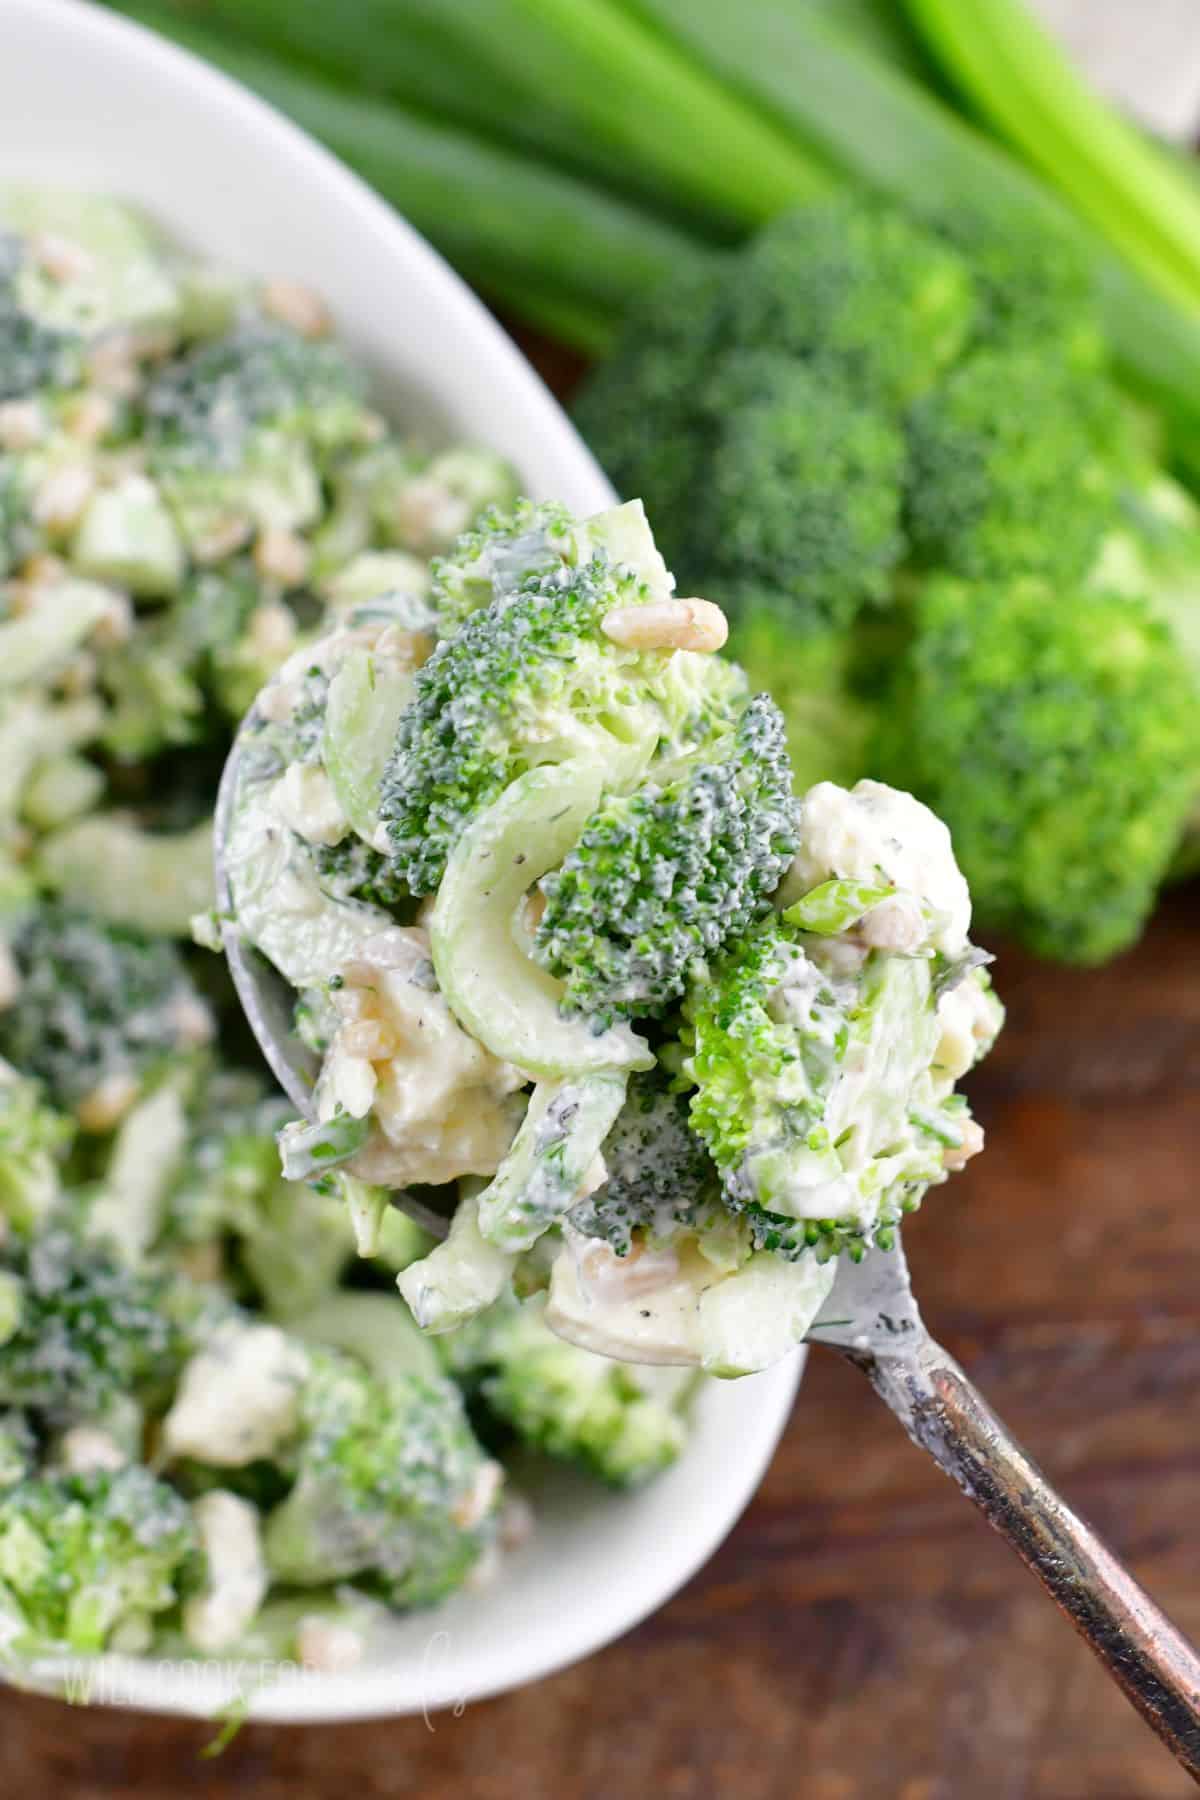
[810,1243,1200,1779]
[216,737,1200,1776]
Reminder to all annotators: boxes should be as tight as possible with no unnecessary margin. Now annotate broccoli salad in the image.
[224,496,1003,1382]
[0,188,700,1674]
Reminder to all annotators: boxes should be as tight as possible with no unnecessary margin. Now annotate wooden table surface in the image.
[2,330,1197,1796]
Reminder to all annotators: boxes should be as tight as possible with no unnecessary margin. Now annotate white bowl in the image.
[0,0,804,1723]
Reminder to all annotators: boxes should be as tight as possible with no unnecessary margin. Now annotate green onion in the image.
[901,0,1200,312]
[110,0,830,233]
[111,8,712,346]
[620,0,1200,478]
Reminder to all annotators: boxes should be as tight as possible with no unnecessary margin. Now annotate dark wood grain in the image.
[2,323,1196,1796]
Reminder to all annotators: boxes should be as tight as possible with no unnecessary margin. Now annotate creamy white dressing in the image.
[783,779,972,957]
[225,779,390,989]
[184,1491,269,1654]
[163,1320,309,1467]
[319,925,524,1188]
[934,970,1004,1089]
[546,1229,834,1375]
[270,763,349,847]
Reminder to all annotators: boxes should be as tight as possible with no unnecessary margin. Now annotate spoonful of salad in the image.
[213,497,1200,1774]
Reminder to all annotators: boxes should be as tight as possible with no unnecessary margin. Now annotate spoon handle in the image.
[851,1329,1200,1781]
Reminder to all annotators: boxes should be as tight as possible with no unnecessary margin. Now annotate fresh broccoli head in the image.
[262,1348,498,1610]
[0,1228,205,1425]
[0,1062,74,1238]
[567,1067,719,1257]
[533,694,798,1027]
[723,195,975,409]
[0,907,212,1120]
[143,320,374,551]
[925,200,1105,370]
[697,355,906,636]
[1095,473,1200,679]
[904,347,1124,583]
[439,1292,694,1487]
[874,574,1199,963]
[379,503,742,893]
[574,199,970,585]
[0,1466,197,1654]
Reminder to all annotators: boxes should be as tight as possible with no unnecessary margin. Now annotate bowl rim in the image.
[1,0,806,1725]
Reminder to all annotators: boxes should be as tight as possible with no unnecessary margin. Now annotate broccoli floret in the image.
[724,196,975,409]
[439,1293,693,1487]
[697,355,906,636]
[144,321,369,463]
[926,201,1105,369]
[1097,474,1200,678]
[379,523,741,893]
[0,1466,196,1654]
[428,497,575,633]
[567,1068,719,1256]
[0,1062,74,1238]
[533,694,798,1026]
[0,907,211,1119]
[143,321,373,551]
[874,574,1199,963]
[262,1348,497,1610]
[683,913,972,1259]
[904,347,1124,584]
[0,1228,203,1424]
